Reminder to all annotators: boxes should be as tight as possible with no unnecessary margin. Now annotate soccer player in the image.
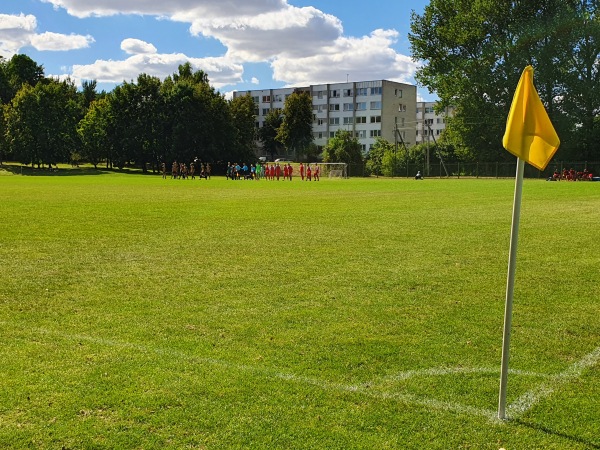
[299,162,305,181]
[275,163,281,181]
[306,164,312,181]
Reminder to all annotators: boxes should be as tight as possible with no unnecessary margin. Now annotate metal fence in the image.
[348,161,600,179]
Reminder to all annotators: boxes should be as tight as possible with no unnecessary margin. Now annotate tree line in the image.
[0,55,269,171]
[409,0,600,162]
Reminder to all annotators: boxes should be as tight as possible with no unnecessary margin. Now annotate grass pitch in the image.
[0,167,599,449]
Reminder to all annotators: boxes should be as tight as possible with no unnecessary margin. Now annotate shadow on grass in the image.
[512,419,600,449]
[0,164,160,177]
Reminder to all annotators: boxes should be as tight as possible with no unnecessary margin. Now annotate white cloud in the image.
[189,6,342,62]
[40,0,286,19]
[121,38,157,55]
[0,13,94,55]
[30,32,95,51]
[69,52,244,88]
[271,29,419,86]
[0,13,38,56]
[251,77,259,85]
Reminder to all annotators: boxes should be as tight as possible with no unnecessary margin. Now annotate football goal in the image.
[318,163,348,179]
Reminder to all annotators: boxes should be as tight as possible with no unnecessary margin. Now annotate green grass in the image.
[1,167,599,449]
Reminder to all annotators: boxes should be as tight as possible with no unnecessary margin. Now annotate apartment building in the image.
[234,80,416,154]
[416,102,455,145]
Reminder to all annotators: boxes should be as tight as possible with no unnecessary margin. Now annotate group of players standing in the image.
[226,162,320,181]
[162,160,211,180]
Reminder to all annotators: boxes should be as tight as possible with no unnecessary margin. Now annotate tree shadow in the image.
[0,164,158,177]
[512,418,600,449]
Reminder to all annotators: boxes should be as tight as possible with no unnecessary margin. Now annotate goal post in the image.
[317,162,348,179]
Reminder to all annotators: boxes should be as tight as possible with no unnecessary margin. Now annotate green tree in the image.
[365,138,393,176]
[80,79,98,111]
[229,94,257,163]
[108,74,163,171]
[258,109,283,161]
[162,66,230,165]
[409,0,598,161]
[322,129,363,165]
[78,96,111,168]
[276,90,313,160]
[5,79,79,168]
[1,54,45,103]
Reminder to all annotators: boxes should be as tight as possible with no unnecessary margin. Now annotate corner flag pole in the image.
[498,157,525,420]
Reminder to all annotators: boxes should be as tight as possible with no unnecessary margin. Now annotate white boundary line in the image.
[18,327,600,422]
[506,345,600,418]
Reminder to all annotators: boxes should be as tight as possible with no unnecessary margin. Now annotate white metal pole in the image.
[498,158,525,420]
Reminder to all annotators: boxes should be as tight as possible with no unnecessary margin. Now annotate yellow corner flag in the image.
[502,66,560,170]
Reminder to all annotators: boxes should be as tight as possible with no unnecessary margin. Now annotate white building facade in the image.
[415,102,455,145]
[234,80,416,155]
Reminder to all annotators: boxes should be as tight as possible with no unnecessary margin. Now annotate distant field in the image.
[0,168,599,449]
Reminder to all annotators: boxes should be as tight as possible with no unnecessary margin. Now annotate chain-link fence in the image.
[348,161,600,179]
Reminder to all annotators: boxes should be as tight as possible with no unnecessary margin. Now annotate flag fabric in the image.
[502,66,560,170]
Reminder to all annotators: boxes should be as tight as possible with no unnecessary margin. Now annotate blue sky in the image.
[0,0,435,100]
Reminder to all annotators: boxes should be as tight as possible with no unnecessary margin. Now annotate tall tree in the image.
[276,90,313,160]
[229,93,257,163]
[258,109,284,161]
[2,54,45,103]
[409,0,598,161]
[78,96,111,168]
[6,79,79,167]
[80,79,98,111]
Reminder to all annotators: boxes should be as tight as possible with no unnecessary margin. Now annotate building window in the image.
[370,87,382,95]
[370,116,381,123]
[262,95,271,102]
[356,102,367,111]
[370,101,382,110]
[370,129,382,137]
[252,96,259,104]
[395,89,402,98]
[330,89,340,98]
[357,88,368,96]
[398,104,407,112]
[273,94,282,102]
[356,130,366,138]
[329,103,340,111]
[343,89,353,97]
[262,108,270,115]
[343,103,354,111]
[356,116,367,124]
[343,117,354,125]
[317,118,325,126]
[317,91,324,99]
[330,131,336,138]
[329,117,340,125]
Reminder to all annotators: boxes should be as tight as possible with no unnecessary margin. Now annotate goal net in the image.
[318,163,348,179]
